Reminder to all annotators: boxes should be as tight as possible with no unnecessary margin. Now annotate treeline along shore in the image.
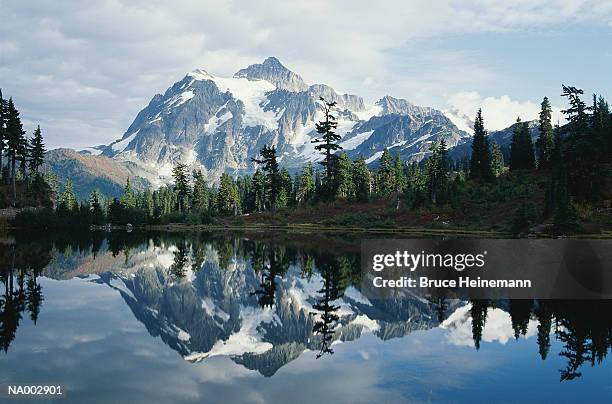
[3,86,612,236]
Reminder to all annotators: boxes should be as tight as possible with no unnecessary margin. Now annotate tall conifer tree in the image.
[537,97,554,169]
[469,109,493,181]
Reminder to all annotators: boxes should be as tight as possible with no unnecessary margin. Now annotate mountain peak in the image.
[234,57,308,92]
[262,56,283,67]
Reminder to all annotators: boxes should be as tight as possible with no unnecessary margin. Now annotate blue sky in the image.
[0,0,611,149]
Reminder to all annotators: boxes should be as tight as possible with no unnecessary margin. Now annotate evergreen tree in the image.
[59,181,77,212]
[393,152,406,209]
[561,85,601,202]
[296,162,315,205]
[172,162,190,212]
[120,178,136,209]
[252,169,266,211]
[217,173,240,215]
[144,189,154,219]
[17,135,29,181]
[191,169,209,212]
[251,144,279,212]
[352,156,371,202]
[312,98,342,199]
[278,168,293,207]
[469,108,493,181]
[377,148,394,197]
[89,189,105,225]
[426,140,449,205]
[490,141,505,177]
[336,152,353,199]
[5,98,26,201]
[0,89,6,178]
[28,125,45,176]
[510,118,535,170]
[537,97,554,169]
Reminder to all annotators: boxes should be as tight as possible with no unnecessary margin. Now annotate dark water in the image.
[0,231,611,403]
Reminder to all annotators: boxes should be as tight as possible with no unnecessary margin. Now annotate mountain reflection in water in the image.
[1,231,611,396]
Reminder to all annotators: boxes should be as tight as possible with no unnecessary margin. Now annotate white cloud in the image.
[446,91,564,131]
[0,0,609,147]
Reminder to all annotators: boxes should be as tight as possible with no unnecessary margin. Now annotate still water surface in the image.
[0,231,611,403]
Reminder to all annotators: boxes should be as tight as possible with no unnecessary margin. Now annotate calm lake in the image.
[1,230,611,403]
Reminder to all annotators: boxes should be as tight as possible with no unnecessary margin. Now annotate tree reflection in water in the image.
[0,232,611,382]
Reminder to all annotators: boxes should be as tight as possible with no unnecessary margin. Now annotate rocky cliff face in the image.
[93,57,471,186]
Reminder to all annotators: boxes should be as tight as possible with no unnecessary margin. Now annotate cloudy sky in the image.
[1,0,611,149]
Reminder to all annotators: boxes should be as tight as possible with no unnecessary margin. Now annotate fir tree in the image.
[352,156,371,202]
[510,118,535,170]
[312,98,342,199]
[120,178,136,209]
[191,169,209,212]
[5,98,26,201]
[296,162,315,205]
[469,108,493,181]
[537,97,554,169]
[426,140,449,205]
[393,152,406,209]
[336,152,353,199]
[490,141,505,177]
[89,189,105,225]
[377,148,394,197]
[252,144,280,212]
[59,181,77,212]
[217,173,240,215]
[172,162,190,212]
[252,169,266,211]
[278,168,293,205]
[28,125,45,176]
[561,85,601,202]
[0,89,6,178]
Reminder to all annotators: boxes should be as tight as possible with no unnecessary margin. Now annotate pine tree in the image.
[490,142,505,177]
[522,121,535,169]
[172,162,190,212]
[296,162,315,205]
[120,178,136,209]
[426,140,449,205]
[0,89,6,178]
[377,148,394,197]
[217,173,240,215]
[537,97,554,169]
[393,152,406,209]
[28,125,45,176]
[561,85,601,202]
[89,189,105,225]
[510,117,522,171]
[278,168,293,207]
[252,169,266,211]
[191,169,209,212]
[17,135,29,181]
[352,156,371,202]
[252,144,279,212]
[5,98,26,201]
[336,152,353,199]
[469,108,493,181]
[510,118,535,171]
[59,181,77,212]
[312,98,342,199]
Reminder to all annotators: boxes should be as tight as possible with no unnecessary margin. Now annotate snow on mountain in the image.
[94,57,470,186]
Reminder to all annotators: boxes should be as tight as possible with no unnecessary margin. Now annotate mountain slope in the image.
[97,57,470,185]
[43,148,149,200]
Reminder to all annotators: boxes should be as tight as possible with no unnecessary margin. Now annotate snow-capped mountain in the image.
[98,57,471,185]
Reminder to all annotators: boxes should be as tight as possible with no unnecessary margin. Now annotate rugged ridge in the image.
[92,57,471,186]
